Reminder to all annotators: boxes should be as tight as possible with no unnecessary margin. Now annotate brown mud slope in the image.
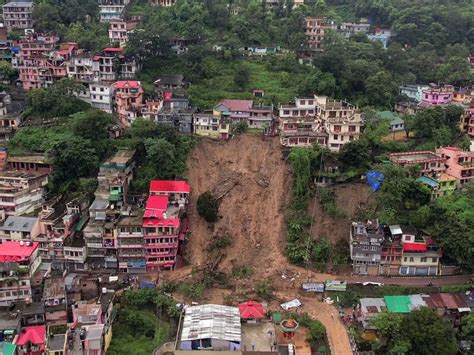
[308,183,374,243]
[186,134,292,280]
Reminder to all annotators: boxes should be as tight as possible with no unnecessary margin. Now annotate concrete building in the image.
[193,112,231,140]
[350,220,384,275]
[213,99,273,130]
[0,216,40,242]
[399,84,429,103]
[367,28,392,48]
[419,85,453,107]
[43,277,67,326]
[0,171,48,216]
[0,241,41,306]
[337,22,370,38]
[144,180,190,272]
[90,82,114,113]
[112,80,144,127]
[436,146,474,187]
[2,0,34,32]
[150,0,176,6]
[117,214,146,274]
[178,304,241,351]
[305,17,333,51]
[389,151,446,176]
[108,20,138,47]
[97,0,130,23]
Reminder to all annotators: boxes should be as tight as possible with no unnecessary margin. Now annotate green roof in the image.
[2,343,16,355]
[272,312,283,323]
[384,295,411,313]
[377,111,399,120]
[417,176,439,188]
[74,216,89,232]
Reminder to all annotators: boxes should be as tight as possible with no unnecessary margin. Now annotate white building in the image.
[90,83,114,113]
[2,0,34,32]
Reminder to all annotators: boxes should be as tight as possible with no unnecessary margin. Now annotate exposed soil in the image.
[308,183,375,243]
[185,134,292,280]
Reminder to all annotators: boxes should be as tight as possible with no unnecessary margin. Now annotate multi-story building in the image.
[417,173,457,200]
[92,47,139,81]
[43,277,67,326]
[5,154,53,174]
[350,220,384,275]
[336,22,370,38]
[143,180,190,273]
[156,108,194,134]
[399,84,429,103]
[2,0,34,32]
[0,94,23,144]
[436,146,474,187]
[84,149,136,270]
[278,95,362,151]
[419,85,453,108]
[67,55,96,83]
[213,99,273,129]
[0,216,40,242]
[462,100,474,138]
[393,226,441,276]
[90,82,114,113]
[108,20,137,47]
[17,34,60,90]
[0,241,41,306]
[97,0,131,23]
[112,80,144,126]
[389,151,446,176]
[150,0,176,7]
[117,214,146,274]
[317,96,363,152]
[193,112,231,140]
[0,171,48,216]
[367,28,392,49]
[305,17,333,51]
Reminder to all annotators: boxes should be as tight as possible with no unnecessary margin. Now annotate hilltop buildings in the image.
[278,94,362,151]
[2,0,34,32]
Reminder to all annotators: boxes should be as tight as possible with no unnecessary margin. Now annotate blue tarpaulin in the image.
[140,282,157,288]
[367,170,384,192]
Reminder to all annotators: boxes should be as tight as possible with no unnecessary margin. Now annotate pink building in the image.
[436,146,474,187]
[419,85,453,107]
[15,325,46,355]
[143,180,190,273]
[108,20,138,47]
[462,100,474,138]
[389,151,446,176]
[112,80,144,127]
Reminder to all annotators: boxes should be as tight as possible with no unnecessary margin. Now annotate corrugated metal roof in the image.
[180,304,241,342]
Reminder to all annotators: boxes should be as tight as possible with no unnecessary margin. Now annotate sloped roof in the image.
[0,241,38,262]
[145,195,169,213]
[0,216,38,232]
[239,300,265,319]
[217,99,253,112]
[180,304,241,342]
[418,176,439,188]
[149,180,190,193]
[16,325,46,346]
[113,80,141,89]
[142,218,180,228]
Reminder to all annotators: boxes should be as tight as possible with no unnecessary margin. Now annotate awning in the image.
[74,216,89,232]
[403,243,427,252]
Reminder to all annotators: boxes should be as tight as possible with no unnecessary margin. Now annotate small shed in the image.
[238,300,265,323]
[325,280,347,292]
[302,283,325,293]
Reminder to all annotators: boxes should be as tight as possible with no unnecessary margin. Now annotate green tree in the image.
[234,64,250,91]
[366,70,397,109]
[144,138,177,179]
[69,110,112,157]
[462,312,474,341]
[0,61,16,81]
[196,191,219,223]
[33,2,61,32]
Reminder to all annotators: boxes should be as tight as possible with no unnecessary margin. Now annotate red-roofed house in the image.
[113,80,144,127]
[239,301,265,323]
[0,241,41,306]
[142,180,190,272]
[213,99,273,129]
[15,325,46,355]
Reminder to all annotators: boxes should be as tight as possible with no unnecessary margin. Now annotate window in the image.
[432,257,437,263]
[349,125,356,132]
[333,135,338,140]
[420,257,427,262]
[403,257,407,262]
[409,257,414,262]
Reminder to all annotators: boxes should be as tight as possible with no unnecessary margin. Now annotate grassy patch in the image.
[107,309,171,355]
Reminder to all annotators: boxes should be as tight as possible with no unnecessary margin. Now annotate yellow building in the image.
[194,112,231,139]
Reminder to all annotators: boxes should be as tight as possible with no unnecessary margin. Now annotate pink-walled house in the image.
[436,146,474,187]
[112,80,144,127]
[419,85,453,107]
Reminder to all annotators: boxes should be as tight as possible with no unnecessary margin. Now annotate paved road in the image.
[346,274,473,286]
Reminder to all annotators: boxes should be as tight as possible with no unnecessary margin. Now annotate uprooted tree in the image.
[197,191,219,223]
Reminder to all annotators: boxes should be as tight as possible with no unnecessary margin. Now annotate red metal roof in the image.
[440,293,469,309]
[239,300,265,319]
[219,99,253,112]
[149,180,190,194]
[145,195,169,211]
[142,218,180,228]
[103,47,122,52]
[0,241,38,262]
[16,325,46,346]
[403,243,427,252]
[113,81,141,89]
